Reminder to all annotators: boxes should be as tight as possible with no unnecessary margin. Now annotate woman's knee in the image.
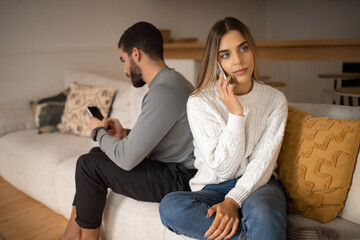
[160,192,183,215]
[159,192,191,225]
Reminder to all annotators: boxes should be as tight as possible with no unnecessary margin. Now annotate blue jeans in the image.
[159,176,287,240]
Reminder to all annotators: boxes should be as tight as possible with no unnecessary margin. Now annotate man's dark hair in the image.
[118,22,164,61]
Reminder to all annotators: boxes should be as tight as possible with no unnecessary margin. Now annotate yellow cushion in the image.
[277,107,360,223]
[57,82,117,137]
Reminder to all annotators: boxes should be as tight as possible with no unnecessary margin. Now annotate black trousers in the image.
[73,147,196,229]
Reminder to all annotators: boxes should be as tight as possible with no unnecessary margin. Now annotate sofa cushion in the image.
[102,191,179,240]
[55,156,79,219]
[287,214,360,240]
[277,106,360,223]
[289,102,360,121]
[64,71,133,129]
[58,82,117,137]
[339,152,360,225]
[55,157,192,240]
[0,129,97,213]
[30,89,69,133]
[289,103,360,225]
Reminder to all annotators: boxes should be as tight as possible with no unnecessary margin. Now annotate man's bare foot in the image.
[59,206,81,240]
[81,228,100,240]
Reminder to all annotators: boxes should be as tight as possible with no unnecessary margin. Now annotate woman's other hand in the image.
[205,197,240,240]
[217,73,244,116]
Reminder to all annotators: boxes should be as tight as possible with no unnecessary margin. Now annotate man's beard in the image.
[129,58,146,88]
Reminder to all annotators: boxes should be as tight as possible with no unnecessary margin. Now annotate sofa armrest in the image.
[0,98,36,137]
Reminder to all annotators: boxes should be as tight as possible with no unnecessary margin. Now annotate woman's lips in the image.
[234,68,247,75]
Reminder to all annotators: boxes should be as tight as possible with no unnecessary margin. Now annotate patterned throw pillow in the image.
[276,107,360,223]
[30,89,69,133]
[57,82,117,137]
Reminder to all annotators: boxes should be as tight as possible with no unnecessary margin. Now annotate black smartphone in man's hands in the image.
[87,106,104,120]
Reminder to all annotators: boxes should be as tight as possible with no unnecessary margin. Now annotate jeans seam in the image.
[240,218,248,240]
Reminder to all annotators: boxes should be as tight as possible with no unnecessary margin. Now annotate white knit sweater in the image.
[187,80,288,207]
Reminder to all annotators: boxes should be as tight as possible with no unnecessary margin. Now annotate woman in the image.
[160,17,288,240]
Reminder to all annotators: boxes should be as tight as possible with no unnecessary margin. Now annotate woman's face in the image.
[217,30,254,86]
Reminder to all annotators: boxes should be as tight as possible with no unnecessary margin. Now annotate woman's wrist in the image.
[224,197,240,209]
[230,109,244,116]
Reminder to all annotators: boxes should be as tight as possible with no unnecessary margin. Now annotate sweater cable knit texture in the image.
[187,80,288,207]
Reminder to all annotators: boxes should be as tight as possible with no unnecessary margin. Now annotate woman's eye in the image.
[221,53,229,59]
[240,46,249,52]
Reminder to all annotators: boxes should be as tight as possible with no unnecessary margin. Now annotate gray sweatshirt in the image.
[96,67,195,170]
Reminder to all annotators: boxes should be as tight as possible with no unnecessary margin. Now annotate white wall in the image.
[1,0,359,105]
[0,0,266,104]
[260,0,360,103]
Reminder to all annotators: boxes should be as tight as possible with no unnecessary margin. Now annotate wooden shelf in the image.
[164,39,360,62]
[164,42,205,60]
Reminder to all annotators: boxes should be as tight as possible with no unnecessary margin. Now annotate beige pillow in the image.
[276,107,360,223]
[58,82,117,137]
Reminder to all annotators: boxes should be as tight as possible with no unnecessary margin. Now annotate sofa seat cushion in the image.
[0,129,97,167]
[55,156,78,219]
[287,214,360,240]
[55,156,191,240]
[101,190,167,239]
[0,129,97,213]
[100,190,191,240]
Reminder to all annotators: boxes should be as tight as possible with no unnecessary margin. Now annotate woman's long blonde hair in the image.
[192,17,259,96]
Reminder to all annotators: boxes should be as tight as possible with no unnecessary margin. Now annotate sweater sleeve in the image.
[187,97,247,179]
[225,96,288,207]
[96,85,180,171]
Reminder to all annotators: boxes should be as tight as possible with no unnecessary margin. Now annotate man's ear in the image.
[131,48,140,62]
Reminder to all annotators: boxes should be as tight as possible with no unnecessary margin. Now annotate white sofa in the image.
[0,71,360,240]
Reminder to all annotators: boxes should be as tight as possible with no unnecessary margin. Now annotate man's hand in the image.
[107,118,127,139]
[89,117,108,132]
[205,198,240,240]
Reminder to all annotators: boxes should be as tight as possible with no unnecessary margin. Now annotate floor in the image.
[0,177,68,240]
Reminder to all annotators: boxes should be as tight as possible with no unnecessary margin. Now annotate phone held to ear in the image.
[87,106,104,120]
[217,61,231,87]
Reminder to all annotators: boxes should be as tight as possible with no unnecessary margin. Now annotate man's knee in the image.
[75,153,99,178]
[76,154,90,170]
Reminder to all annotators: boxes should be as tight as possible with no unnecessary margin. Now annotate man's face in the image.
[119,48,146,88]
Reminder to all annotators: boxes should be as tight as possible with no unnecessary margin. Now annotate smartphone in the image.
[87,106,104,120]
[217,61,231,88]
[217,61,230,79]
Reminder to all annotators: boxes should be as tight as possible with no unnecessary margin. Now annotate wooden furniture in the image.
[259,76,286,88]
[265,81,286,88]
[164,39,360,61]
[318,73,360,89]
[335,87,360,106]
[318,73,360,105]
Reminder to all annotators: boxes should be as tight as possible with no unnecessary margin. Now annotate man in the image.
[60,22,196,240]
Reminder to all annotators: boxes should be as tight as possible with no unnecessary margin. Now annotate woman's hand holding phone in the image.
[217,72,244,116]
